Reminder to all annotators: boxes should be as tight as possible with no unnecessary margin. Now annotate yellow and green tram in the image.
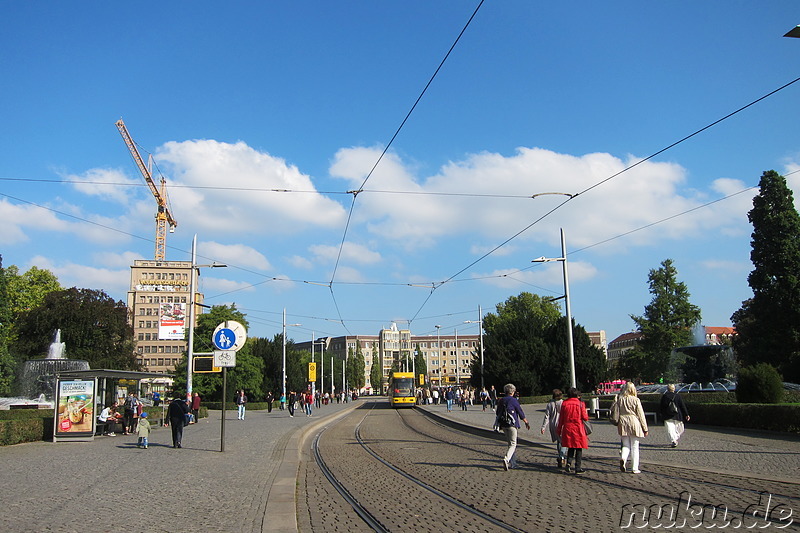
[389,372,416,408]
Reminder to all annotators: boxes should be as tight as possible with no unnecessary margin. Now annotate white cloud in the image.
[199,241,271,270]
[64,168,141,205]
[91,251,144,268]
[156,139,347,236]
[308,241,382,265]
[287,255,313,269]
[30,256,129,297]
[329,146,752,255]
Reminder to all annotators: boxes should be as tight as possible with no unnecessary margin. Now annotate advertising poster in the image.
[158,302,186,340]
[54,378,95,438]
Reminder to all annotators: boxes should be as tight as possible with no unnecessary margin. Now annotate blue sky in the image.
[2,2,800,347]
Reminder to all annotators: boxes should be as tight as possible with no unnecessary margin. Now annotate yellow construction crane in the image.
[116,119,177,261]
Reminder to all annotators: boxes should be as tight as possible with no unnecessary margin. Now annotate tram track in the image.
[310,402,529,532]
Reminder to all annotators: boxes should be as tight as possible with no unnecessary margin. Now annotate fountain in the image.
[1,330,90,409]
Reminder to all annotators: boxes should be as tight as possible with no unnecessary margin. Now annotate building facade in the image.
[127,259,202,374]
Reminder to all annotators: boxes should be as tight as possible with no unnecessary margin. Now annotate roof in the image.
[608,331,644,345]
[55,369,173,381]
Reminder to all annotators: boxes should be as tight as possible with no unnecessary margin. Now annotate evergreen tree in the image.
[482,292,562,396]
[347,343,366,390]
[732,170,800,383]
[413,344,427,386]
[627,259,701,382]
[369,346,382,394]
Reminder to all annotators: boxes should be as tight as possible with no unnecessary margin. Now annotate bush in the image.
[736,363,783,403]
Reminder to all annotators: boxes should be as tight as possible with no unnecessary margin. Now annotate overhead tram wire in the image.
[327,0,486,331]
[402,75,800,324]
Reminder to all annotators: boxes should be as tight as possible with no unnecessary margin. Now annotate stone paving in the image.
[0,401,356,533]
[2,398,800,532]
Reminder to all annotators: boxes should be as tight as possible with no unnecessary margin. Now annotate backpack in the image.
[668,399,679,416]
[497,401,515,428]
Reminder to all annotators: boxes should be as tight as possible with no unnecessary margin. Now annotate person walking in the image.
[497,383,530,470]
[288,391,297,417]
[136,412,151,449]
[660,384,690,447]
[612,381,649,474]
[235,389,248,420]
[444,387,454,412]
[122,392,138,435]
[541,389,567,468]
[190,392,201,424]
[489,385,497,410]
[557,387,589,474]
[167,395,190,448]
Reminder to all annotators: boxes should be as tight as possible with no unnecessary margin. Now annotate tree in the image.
[627,259,701,382]
[0,256,15,396]
[544,317,608,392]
[732,170,800,383]
[347,343,366,390]
[4,265,62,344]
[370,346,382,394]
[482,292,563,396]
[15,288,136,372]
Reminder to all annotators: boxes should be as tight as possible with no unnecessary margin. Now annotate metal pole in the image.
[220,366,226,452]
[562,228,577,390]
[455,329,459,386]
[479,304,484,391]
[187,234,197,395]
[282,308,287,403]
[311,332,315,401]
[435,325,441,387]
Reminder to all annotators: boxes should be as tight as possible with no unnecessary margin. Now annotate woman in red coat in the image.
[556,387,589,474]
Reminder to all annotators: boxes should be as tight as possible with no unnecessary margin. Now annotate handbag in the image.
[583,419,593,435]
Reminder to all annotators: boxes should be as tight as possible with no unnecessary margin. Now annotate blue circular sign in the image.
[213,328,236,350]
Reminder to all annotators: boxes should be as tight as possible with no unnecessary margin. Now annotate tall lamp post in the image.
[464,304,484,390]
[281,308,301,403]
[187,234,226,395]
[532,228,576,389]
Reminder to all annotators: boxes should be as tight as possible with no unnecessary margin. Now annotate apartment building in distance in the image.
[127,259,203,374]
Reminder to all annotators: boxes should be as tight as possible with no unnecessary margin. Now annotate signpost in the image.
[213,321,246,452]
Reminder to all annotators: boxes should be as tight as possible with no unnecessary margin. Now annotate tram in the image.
[389,372,416,408]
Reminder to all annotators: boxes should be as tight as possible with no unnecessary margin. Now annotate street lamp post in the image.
[464,304,484,390]
[281,308,301,403]
[187,234,227,395]
[532,228,576,390]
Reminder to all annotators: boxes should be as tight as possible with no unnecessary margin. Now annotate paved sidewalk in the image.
[418,401,800,482]
[0,400,358,533]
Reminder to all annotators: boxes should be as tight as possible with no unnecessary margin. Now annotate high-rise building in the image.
[127,259,202,374]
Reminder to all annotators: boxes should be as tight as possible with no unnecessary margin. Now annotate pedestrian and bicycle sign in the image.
[212,321,247,352]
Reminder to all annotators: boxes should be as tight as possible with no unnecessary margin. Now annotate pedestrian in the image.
[152,391,161,407]
[497,383,530,470]
[191,392,201,424]
[279,393,286,410]
[266,391,274,413]
[659,384,690,447]
[489,385,497,410]
[480,387,489,411]
[444,387,454,412]
[557,387,589,474]
[136,412,151,449]
[304,390,313,417]
[541,388,567,468]
[611,381,649,474]
[288,391,296,417]
[235,389,247,420]
[167,395,190,448]
[122,392,138,435]
[432,388,439,405]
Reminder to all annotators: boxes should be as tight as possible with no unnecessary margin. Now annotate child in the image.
[137,412,151,449]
